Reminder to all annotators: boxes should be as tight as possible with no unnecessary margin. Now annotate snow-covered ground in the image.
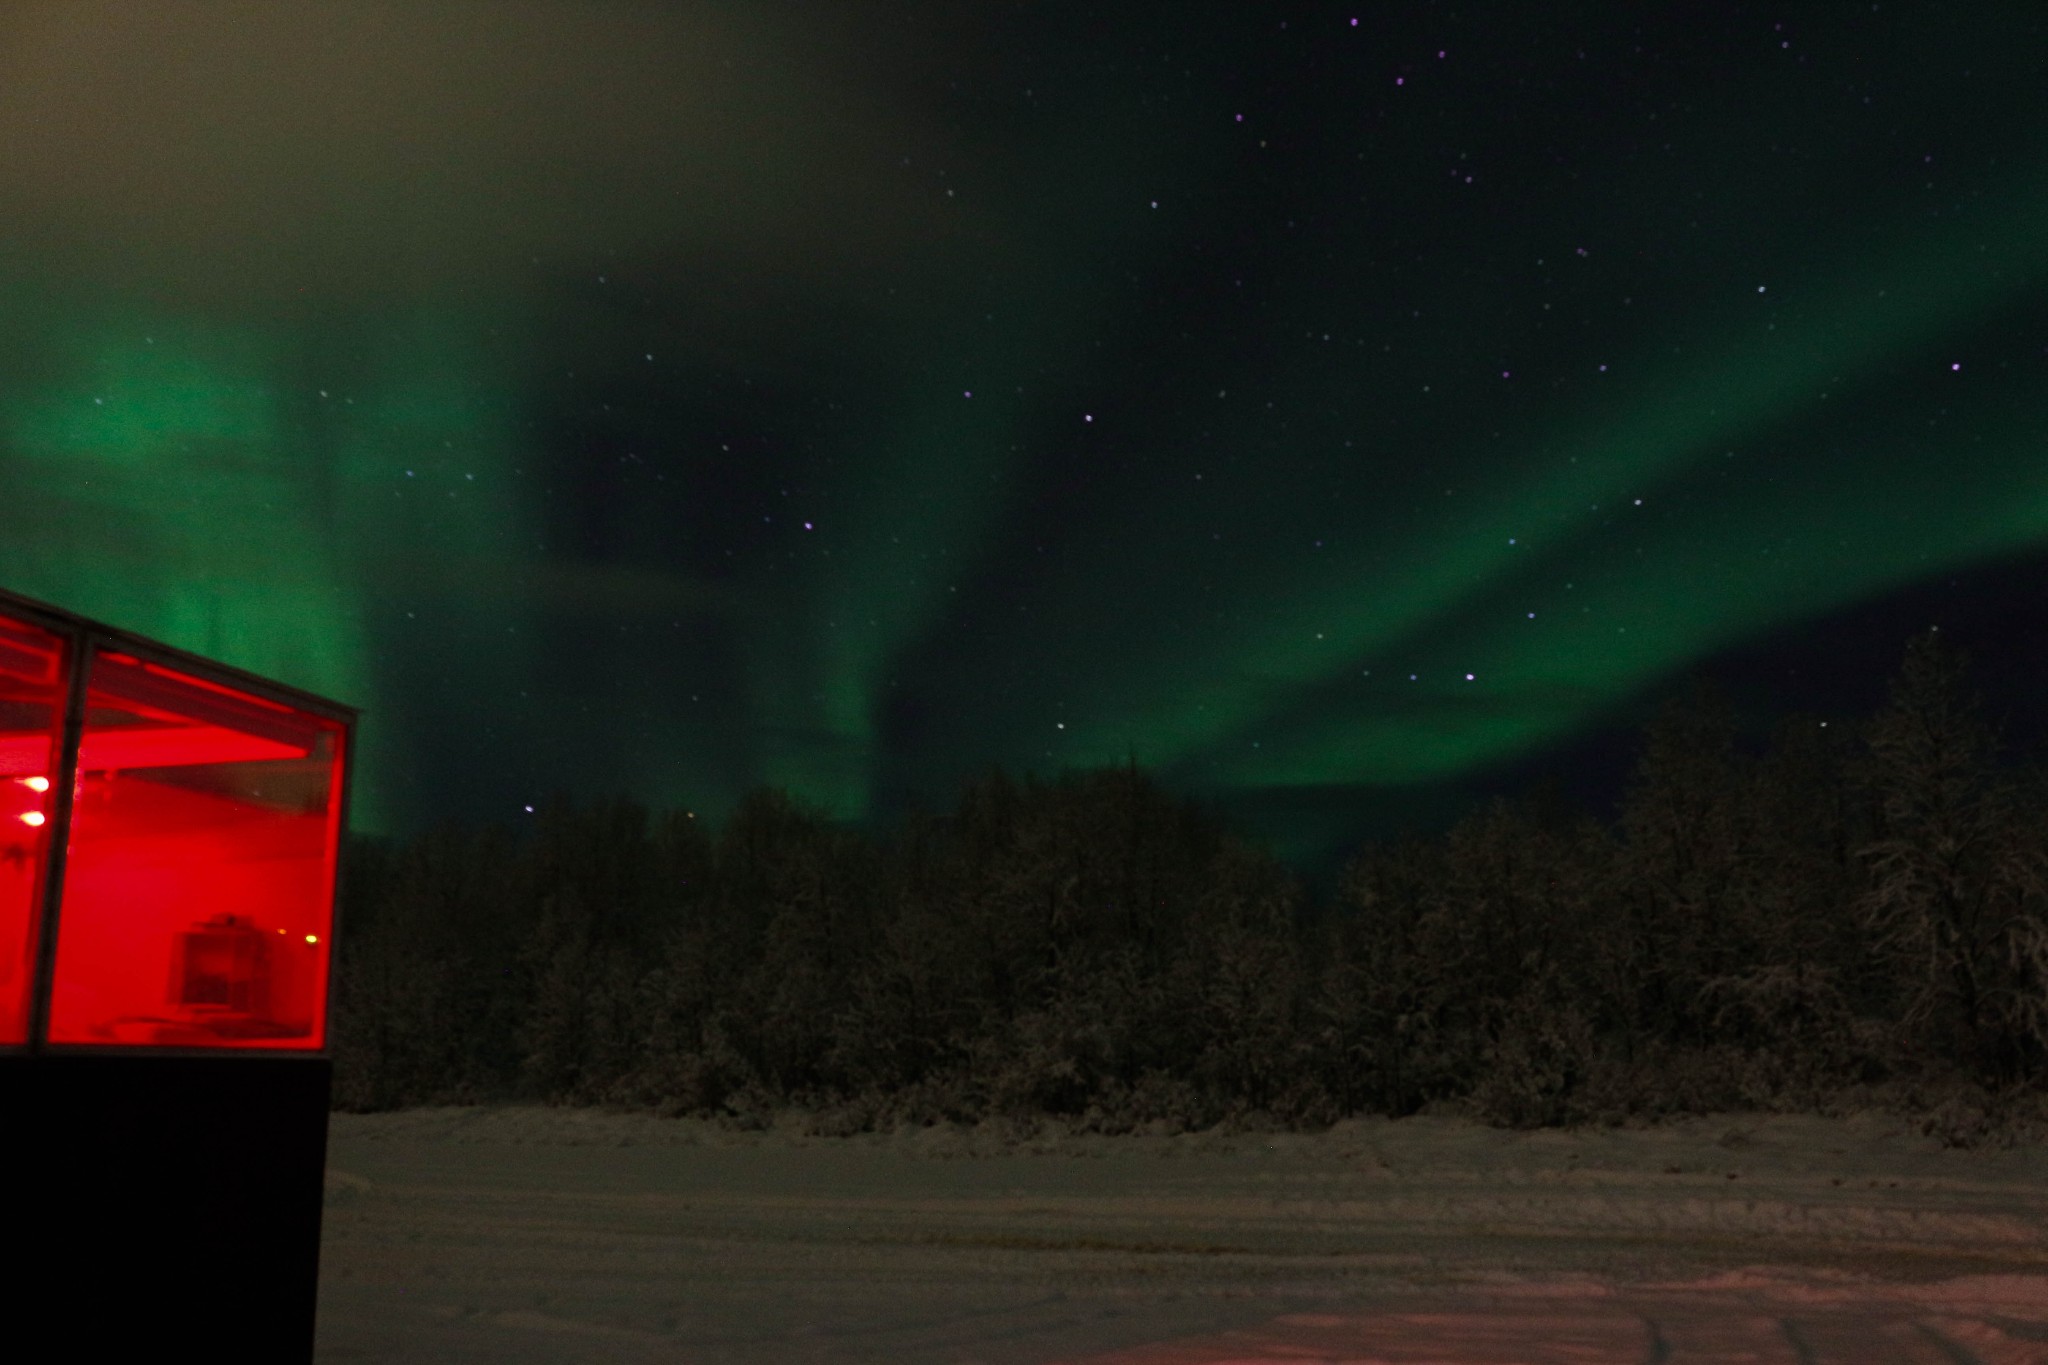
[316,1105,2048,1362]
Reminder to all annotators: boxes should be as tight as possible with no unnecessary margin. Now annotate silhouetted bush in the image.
[330,629,2048,1143]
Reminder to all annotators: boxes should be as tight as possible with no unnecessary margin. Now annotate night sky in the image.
[3,2,2046,887]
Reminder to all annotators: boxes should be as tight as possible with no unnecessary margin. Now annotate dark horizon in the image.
[356,606,2048,908]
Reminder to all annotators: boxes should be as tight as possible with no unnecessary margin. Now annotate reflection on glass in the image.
[47,651,345,1048]
[0,615,67,1045]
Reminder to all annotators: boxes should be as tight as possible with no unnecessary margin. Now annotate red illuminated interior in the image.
[0,615,66,1045]
[44,650,346,1049]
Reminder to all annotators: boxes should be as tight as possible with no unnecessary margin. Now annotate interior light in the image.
[20,811,46,827]
[22,776,49,793]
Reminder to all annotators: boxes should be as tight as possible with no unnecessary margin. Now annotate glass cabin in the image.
[0,591,350,1051]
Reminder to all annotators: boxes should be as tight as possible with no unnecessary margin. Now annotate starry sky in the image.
[2,1,2045,887]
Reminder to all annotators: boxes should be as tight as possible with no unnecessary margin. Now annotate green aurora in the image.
[2,2,2044,879]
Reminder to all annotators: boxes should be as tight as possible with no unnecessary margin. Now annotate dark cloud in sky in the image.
[0,2,975,311]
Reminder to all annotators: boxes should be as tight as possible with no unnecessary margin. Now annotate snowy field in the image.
[315,1106,2048,1363]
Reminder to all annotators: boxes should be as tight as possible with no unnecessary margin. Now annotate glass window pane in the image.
[47,651,346,1049]
[0,614,67,1046]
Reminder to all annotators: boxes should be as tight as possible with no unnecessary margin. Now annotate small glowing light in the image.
[1465,673,1475,681]
[1951,362,1961,371]
[22,776,49,793]
[305,935,319,945]
[20,812,46,827]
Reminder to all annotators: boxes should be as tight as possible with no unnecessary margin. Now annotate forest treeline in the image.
[331,629,2048,1143]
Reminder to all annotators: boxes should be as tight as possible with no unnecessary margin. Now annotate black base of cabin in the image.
[0,1055,330,1362]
